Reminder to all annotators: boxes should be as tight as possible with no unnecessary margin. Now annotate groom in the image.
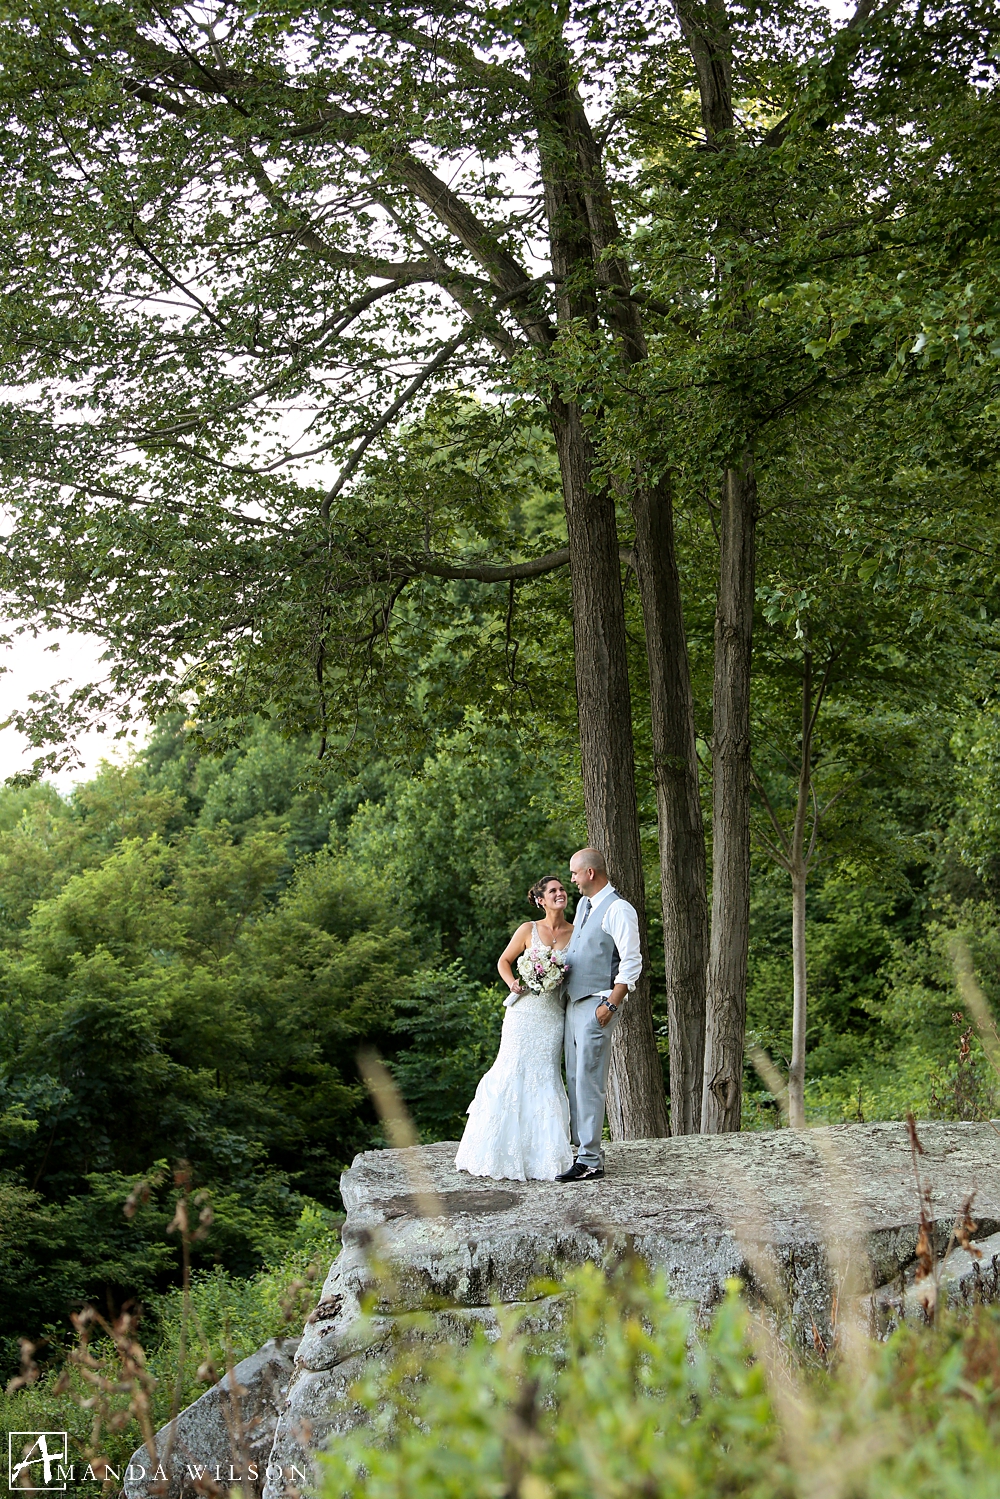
[557,847,643,1182]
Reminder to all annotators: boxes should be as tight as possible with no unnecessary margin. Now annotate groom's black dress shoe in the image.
[556,1162,605,1182]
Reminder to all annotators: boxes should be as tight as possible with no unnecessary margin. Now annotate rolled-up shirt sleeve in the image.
[601,898,643,995]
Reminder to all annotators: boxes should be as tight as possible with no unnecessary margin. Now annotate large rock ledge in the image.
[127,1122,1000,1499]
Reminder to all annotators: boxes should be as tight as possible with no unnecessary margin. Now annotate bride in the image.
[455,875,575,1182]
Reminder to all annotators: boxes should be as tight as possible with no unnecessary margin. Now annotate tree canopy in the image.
[0,0,997,1141]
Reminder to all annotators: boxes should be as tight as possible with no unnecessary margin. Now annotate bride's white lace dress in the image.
[455,925,574,1182]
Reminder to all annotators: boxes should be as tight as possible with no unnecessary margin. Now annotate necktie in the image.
[577,897,591,929]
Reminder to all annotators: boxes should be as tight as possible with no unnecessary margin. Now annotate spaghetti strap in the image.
[530,920,539,947]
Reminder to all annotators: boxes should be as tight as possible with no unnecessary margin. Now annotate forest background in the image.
[0,0,998,1397]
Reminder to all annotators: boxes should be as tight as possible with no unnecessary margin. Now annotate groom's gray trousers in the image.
[564,995,619,1169]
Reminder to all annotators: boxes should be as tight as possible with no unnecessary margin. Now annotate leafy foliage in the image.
[0,713,589,1373]
[321,1259,1000,1499]
[325,1264,782,1499]
[391,963,502,1143]
[0,1204,342,1493]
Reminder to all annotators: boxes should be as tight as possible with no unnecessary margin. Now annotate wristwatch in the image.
[601,999,618,1013]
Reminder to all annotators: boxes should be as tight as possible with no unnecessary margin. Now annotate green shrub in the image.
[391,961,503,1141]
[0,1205,341,1495]
[321,1258,1000,1499]
[324,1262,785,1499]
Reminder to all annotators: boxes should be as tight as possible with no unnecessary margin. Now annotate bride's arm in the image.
[498,923,531,994]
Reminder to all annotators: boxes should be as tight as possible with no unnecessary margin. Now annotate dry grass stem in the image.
[749,1045,791,1128]
[800,1128,876,1377]
[713,1159,790,1334]
[749,1306,894,1499]
[745,1312,815,1466]
[357,1048,444,1218]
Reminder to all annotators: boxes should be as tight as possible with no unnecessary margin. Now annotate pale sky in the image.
[0,628,142,792]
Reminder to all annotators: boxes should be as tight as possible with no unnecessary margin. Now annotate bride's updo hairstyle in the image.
[528,875,563,908]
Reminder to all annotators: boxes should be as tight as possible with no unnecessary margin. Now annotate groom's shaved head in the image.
[572,847,606,876]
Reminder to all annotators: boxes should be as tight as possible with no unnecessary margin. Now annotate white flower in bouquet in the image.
[514,945,570,996]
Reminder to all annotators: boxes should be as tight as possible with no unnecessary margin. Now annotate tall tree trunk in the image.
[549,399,669,1140]
[702,450,758,1133]
[631,475,708,1134]
[530,29,669,1141]
[787,649,813,1129]
[667,0,749,1135]
[788,863,808,1128]
[539,75,709,1134]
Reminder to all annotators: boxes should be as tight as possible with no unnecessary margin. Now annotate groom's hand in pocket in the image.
[596,983,628,1027]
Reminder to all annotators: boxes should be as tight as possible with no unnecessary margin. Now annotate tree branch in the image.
[385,152,554,349]
[753,822,792,871]
[805,647,839,744]
[105,26,556,354]
[750,764,792,858]
[320,323,477,518]
[388,541,634,584]
[237,145,487,290]
[407,548,569,582]
[379,24,531,99]
[762,0,896,150]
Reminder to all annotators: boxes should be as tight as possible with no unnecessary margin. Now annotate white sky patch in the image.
[0,629,145,791]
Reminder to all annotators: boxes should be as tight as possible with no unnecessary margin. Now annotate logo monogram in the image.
[8,1435,69,1492]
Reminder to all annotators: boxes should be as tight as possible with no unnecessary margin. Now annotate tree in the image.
[622,0,999,1128]
[753,641,838,1128]
[0,0,683,1136]
[1,0,997,1138]
[748,402,994,1124]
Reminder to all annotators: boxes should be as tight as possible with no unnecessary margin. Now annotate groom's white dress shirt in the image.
[580,882,643,999]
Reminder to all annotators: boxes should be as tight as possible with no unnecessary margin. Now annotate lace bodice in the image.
[529,920,571,960]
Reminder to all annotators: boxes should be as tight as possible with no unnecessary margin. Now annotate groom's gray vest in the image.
[566,890,620,1001]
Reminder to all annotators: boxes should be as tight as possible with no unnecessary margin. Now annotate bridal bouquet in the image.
[505,945,571,1006]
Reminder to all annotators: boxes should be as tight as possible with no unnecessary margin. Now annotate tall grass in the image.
[1,1202,341,1493]
[321,1259,1000,1499]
